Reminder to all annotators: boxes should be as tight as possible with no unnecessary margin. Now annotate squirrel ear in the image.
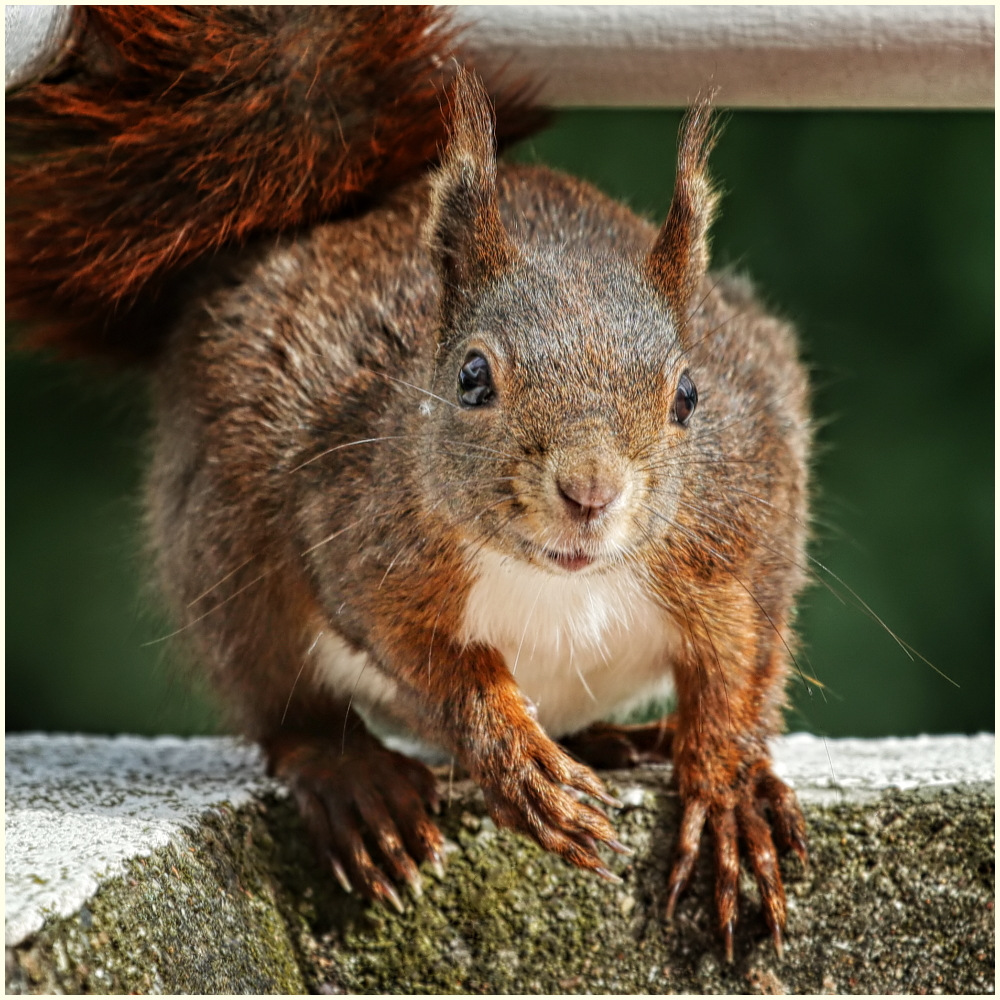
[426,69,517,294]
[644,100,721,328]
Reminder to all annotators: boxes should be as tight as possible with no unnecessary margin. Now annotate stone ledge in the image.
[5,733,995,994]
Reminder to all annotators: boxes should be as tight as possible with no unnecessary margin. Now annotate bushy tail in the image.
[6,5,544,362]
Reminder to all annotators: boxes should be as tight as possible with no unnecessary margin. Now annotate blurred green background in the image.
[7,110,993,738]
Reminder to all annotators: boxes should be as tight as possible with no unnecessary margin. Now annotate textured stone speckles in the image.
[771,732,996,803]
[5,735,995,994]
[5,734,275,947]
[286,774,994,995]
[7,804,305,995]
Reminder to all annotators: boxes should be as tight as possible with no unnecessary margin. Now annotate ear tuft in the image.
[644,98,721,328]
[425,69,517,294]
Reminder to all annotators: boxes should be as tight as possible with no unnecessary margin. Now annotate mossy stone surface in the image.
[291,775,995,995]
[6,803,305,995]
[6,769,994,995]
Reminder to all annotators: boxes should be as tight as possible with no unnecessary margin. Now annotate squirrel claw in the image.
[664,795,707,922]
[405,868,423,899]
[478,731,630,882]
[607,837,633,856]
[722,919,735,964]
[757,771,809,870]
[428,849,446,880]
[594,865,623,884]
[664,878,684,922]
[771,924,784,960]
[372,874,405,915]
[330,857,353,894]
[595,790,624,809]
[789,831,809,870]
[271,732,442,915]
[667,761,803,962]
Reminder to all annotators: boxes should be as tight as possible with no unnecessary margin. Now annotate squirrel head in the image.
[421,72,720,575]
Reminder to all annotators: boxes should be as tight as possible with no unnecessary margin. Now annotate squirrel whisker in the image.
[674,306,750,362]
[437,438,530,464]
[512,581,547,678]
[678,489,952,687]
[141,568,277,647]
[645,501,812,702]
[186,552,260,608]
[366,369,461,411]
[703,385,812,438]
[460,509,528,570]
[804,552,957,686]
[301,519,367,557]
[290,435,414,473]
[634,506,731,718]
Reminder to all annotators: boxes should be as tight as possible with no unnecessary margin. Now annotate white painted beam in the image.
[451,5,995,109]
[5,6,993,107]
[4,5,73,92]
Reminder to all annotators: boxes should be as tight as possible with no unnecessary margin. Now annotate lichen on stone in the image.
[6,768,995,995]
[7,803,305,995]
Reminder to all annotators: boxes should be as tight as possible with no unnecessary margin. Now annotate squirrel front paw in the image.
[667,757,808,962]
[268,734,444,912]
[474,728,632,880]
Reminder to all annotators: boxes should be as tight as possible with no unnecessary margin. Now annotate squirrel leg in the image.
[665,754,806,962]
[358,546,631,879]
[449,648,633,878]
[376,630,632,880]
[160,556,446,910]
[262,711,445,912]
[662,591,808,963]
[560,716,676,769]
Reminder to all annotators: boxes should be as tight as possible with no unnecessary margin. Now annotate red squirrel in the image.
[7,6,810,961]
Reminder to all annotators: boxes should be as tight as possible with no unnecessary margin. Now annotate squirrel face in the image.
[422,75,718,578]
[426,248,695,576]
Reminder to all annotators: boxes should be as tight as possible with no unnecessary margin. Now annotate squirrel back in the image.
[5,5,544,362]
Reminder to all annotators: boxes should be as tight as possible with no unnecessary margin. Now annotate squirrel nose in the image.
[557,476,621,523]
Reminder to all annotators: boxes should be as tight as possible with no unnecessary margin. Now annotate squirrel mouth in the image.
[544,548,594,572]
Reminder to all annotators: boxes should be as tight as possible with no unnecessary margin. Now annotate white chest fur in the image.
[459,549,681,738]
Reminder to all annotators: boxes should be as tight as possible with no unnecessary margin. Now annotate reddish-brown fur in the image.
[645,99,721,328]
[6,6,542,361]
[9,13,811,963]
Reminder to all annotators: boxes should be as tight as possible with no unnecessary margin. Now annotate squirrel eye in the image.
[673,372,698,426]
[458,352,494,407]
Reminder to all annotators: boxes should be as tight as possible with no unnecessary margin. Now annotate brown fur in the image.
[6,6,543,361]
[12,24,812,957]
[645,98,721,327]
[145,71,811,956]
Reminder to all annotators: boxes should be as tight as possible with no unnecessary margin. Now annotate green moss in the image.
[289,778,995,995]
[7,778,994,995]
[7,803,305,995]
